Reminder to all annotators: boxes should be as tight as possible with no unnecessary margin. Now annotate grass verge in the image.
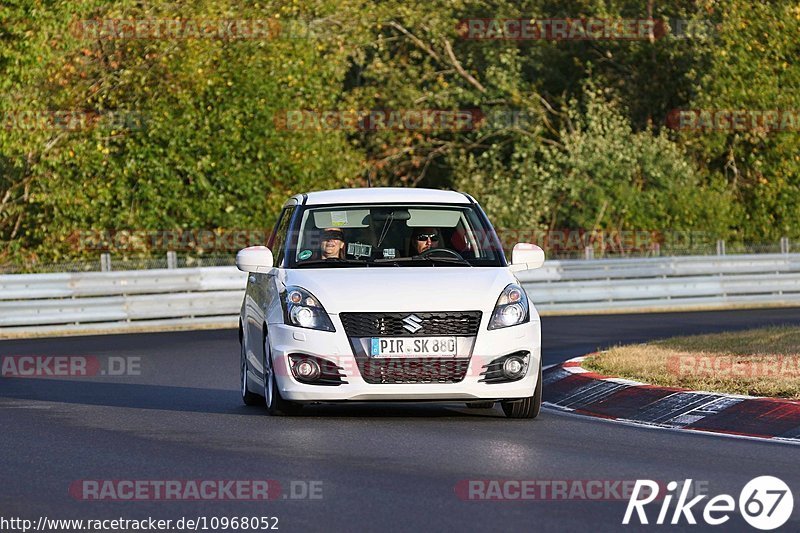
[582,326,800,400]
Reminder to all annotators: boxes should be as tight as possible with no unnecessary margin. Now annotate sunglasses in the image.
[322,231,344,241]
[416,233,440,242]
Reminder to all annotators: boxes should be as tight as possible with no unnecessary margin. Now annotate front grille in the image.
[358,358,470,384]
[340,311,482,337]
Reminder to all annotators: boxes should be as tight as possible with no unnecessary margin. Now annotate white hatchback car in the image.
[237,188,545,418]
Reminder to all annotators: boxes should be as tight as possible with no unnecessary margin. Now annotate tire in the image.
[465,401,496,409]
[241,342,264,406]
[263,341,302,416]
[500,362,542,419]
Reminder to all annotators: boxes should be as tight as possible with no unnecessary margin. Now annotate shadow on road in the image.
[0,377,263,415]
[295,402,503,418]
[0,377,507,418]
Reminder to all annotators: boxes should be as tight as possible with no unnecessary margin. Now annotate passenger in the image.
[410,227,441,255]
[320,227,346,259]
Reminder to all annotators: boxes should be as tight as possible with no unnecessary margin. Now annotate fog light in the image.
[502,356,525,379]
[294,359,321,380]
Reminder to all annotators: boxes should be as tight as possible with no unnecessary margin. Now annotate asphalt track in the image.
[2,308,800,532]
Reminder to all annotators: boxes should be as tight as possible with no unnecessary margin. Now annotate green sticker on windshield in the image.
[298,250,312,260]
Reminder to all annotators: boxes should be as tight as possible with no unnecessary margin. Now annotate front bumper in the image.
[268,315,541,402]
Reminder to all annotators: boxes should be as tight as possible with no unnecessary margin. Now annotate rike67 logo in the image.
[623,476,794,530]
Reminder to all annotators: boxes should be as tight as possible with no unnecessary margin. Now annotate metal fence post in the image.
[781,237,790,254]
[584,246,594,260]
[167,251,177,269]
[716,240,726,255]
[100,253,111,272]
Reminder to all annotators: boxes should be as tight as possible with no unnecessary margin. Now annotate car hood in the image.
[279,267,518,314]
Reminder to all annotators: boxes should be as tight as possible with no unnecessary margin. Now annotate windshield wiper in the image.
[294,258,369,268]
[410,256,473,266]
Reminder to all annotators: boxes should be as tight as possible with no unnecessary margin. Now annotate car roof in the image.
[292,187,474,206]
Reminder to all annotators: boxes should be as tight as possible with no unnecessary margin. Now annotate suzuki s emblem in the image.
[402,314,423,333]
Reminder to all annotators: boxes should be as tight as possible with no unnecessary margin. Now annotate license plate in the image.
[369,337,457,358]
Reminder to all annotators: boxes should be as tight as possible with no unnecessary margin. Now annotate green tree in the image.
[685,0,800,241]
[454,83,737,239]
[1,0,366,262]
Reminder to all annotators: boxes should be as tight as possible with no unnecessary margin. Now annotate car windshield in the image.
[287,204,506,268]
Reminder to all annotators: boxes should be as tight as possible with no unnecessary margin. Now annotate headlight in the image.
[488,284,530,330]
[281,286,335,332]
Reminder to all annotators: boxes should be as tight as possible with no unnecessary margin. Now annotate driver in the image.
[320,227,346,259]
[410,227,441,255]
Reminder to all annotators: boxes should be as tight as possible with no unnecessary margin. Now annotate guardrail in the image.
[0,268,246,334]
[2,253,800,336]
[517,253,800,312]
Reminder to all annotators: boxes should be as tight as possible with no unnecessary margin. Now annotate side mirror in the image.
[236,246,274,273]
[509,243,545,271]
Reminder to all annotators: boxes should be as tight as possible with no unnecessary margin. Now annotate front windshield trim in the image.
[283,202,507,269]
